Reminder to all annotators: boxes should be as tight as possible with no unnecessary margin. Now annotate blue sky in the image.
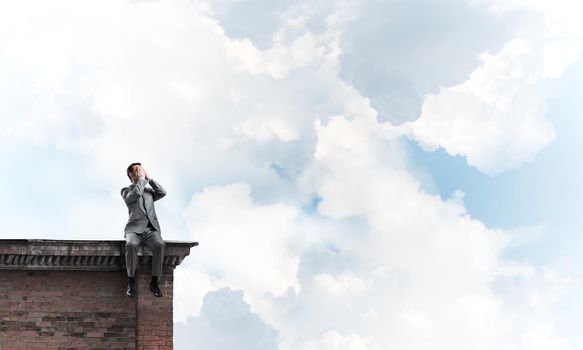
[406,56,583,346]
[1,0,582,349]
[408,56,583,264]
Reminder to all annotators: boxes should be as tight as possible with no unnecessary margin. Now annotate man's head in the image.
[126,162,142,183]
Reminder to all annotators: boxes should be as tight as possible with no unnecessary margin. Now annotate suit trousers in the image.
[125,225,166,278]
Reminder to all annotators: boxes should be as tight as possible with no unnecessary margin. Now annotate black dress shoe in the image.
[150,282,163,297]
[126,277,136,297]
[126,283,136,297]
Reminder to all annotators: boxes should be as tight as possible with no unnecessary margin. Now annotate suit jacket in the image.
[121,178,167,235]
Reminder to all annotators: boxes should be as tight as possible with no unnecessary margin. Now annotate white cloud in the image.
[0,0,366,238]
[0,1,576,349]
[175,287,279,350]
[302,330,381,350]
[407,38,557,174]
[282,114,571,349]
[407,0,583,174]
[233,117,299,142]
[337,0,518,124]
[183,182,300,299]
[226,34,324,79]
[312,273,372,297]
[174,264,220,323]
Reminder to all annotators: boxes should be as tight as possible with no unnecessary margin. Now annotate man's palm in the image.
[141,166,149,180]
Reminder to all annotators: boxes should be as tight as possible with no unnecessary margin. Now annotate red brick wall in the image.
[135,271,174,350]
[0,269,174,349]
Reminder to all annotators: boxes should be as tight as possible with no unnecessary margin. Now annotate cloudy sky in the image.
[1,0,582,349]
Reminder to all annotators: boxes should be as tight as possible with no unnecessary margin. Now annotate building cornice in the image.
[0,239,198,271]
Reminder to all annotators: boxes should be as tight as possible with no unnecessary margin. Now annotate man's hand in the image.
[135,166,145,180]
[141,166,150,180]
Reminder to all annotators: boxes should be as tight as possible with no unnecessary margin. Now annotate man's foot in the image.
[126,277,136,297]
[150,282,162,297]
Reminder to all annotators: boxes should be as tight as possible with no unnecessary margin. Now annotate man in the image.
[121,162,167,298]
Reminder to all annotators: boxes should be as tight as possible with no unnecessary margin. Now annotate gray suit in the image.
[121,178,167,278]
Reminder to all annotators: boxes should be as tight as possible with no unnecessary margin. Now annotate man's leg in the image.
[125,233,142,297]
[125,233,141,278]
[142,227,166,279]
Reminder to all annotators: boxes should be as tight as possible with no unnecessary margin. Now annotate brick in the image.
[0,239,196,348]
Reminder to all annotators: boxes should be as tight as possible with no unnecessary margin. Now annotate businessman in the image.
[121,162,167,297]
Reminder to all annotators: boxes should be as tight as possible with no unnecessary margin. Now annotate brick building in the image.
[0,239,196,349]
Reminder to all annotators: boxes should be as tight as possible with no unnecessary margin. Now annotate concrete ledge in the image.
[0,239,198,271]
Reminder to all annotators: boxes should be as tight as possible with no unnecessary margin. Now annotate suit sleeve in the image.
[147,178,167,201]
[121,178,148,205]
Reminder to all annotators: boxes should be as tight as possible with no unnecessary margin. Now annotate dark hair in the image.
[126,162,141,180]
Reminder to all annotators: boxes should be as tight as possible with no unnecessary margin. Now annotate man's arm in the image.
[147,178,167,201]
[121,178,148,205]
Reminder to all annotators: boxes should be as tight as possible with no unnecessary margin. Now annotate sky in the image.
[0,0,582,349]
